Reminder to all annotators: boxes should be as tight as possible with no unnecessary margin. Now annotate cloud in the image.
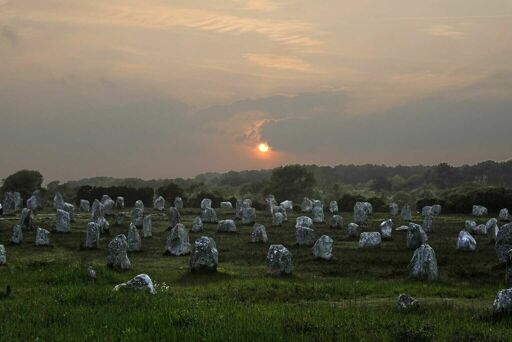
[237,0,280,12]
[1,26,17,47]
[244,53,312,71]
[425,24,464,39]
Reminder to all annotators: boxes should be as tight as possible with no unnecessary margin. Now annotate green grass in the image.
[0,208,510,341]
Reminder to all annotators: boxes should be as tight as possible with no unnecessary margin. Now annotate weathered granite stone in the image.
[395,225,409,232]
[296,226,316,246]
[154,196,165,211]
[106,234,131,270]
[423,215,433,233]
[473,224,487,235]
[358,232,382,248]
[272,212,284,226]
[56,209,71,233]
[11,224,23,244]
[189,236,218,272]
[457,230,477,251]
[53,192,65,210]
[330,215,343,229]
[301,197,313,213]
[143,215,152,238]
[251,223,268,243]
[80,199,90,212]
[241,207,256,225]
[422,206,433,217]
[273,205,288,222]
[115,213,125,226]
[347,223,360,238]
[96,217,110,234]
[134,200,144,210]
[408,243,438,281]
[296,216,313,228]
[201,207,218,224]
[506,251,512,286]
[493,288,512,315]
[20,208,34,230]
[312,235,333,260]
[0,245,5,265]
[465,220,477,232]
[168,207,181,229]
[380,219,393,239]
[487,218,499,243]
[353,202,368,224]
[496,224,512,263]
[396,294,419,311]
[407,223,428,250]
[267,244,293,275]
[2,192,16,216]
[85,222,100,249]
[235,199,243,219]
[35,227,50,246]
[280,200,293,211]
[114,274,156,294]
[220,201,233,209]
[64,202,75,221]
[218,219,237,233]
[101,195,112,204]
[312,206,324,224]
[102,199,115,216]
[201,198,212,210]
[401,205,412,221]
[500,208,511,222]
[472,205,488,217]
[131,207,144,228]
[242,199,252,208]
[91,199,104,220]
[265,195,277,215]
[115,196,125,209]
[13,192,22,212]
[165,223,191,256]
[329,201,338,214]
[191,216,203,232]
[87,266,97,280]
[127,223,142,252]
[389,203,399,216]
[27,195,39,212]
[174,197,183,210]
[432,204,442,216]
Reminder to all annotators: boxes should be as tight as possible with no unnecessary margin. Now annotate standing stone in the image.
[396,294,419,311]
[235,199,243,219]
[401,205,412,221]
[143,215,152,238]
[487,218,499,243]
[330,215,343,229]
[80,199,90,212]
[106,234,131,270]
[218,219,237,233]
[296,216,313,229]
[423,215,434,233]
[301,197,313,213]
[56,209,71,233]
[407,223,428,250]
[153,196,165,211]
[312,206,324,224]
[358,232,382,248]
[20,208,34,230]
[115,213,125,226]
[496,224,512,263]
[500,209,511,222]
[127,223,142,252]
[421,206,433,217]
[251,223,268,243]
[432,204,442,216]
[506,251,512,286]
[191,216,203,232]
[174,197,183,210]
[134,200,144,210]
[312,235,333,260]
[189,236,218,272]
[353,202,368,224]
[347,223,360,238]
[115,196,125,209]
[280,200,293,211]
[165,223,191,256]
[457,230,477,252]
[273,205,288,222]
[380,219,393,239]
[11,224,23,244]
[35,227,50,246]
[102,199,115,216]
[472,205,488,216]
[53,192,65,210]
[272,212,284,226]
[465,220,477,232]
[493,288,512,315]
[265,195,277,215]
[389,203,399,216]
[241,207,256,225]
[27,195,39,212]
[408,243,439,281]
[2,192,16,216]
[85,222,100,249]
[201,198,212,210]
[220,201,233,210]
[114,274,156,294]
[267,244,293,275]
[13,192,22,212]
[473,224,487,235]
[168,207,181,229]
[242,198,253,208]
[101,194,112,204]
[329,201,338,214]
[96,217,110,234]
[0,245,5,265]
[64,202,75,221]
[201,207,218,224]
[131,207,144,228]
[296,226,316,246]
[91,199,104,220]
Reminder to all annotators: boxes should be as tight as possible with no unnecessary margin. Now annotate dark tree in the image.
[269,165,316,202]
[1,169,43,199]
[156,183,184,203]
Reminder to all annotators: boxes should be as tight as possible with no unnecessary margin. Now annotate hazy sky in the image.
[1,0,511,181]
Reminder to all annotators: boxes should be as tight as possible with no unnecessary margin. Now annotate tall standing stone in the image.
[401,205,412,221]
[143,215,152,238]
[85,222,100,249]
[457,230,477,252]
[267,244,293,275]
[102,198,115,216]
[91,199,104,220]
[389,203,399,216]
[115,196,125,209]
[296,226,316,246]
[35,227,50,246]
[26,195,39,212]
[380,219,393,239]
[487,218,499,243]
[2,192,16,216]
[353,202,368,224]
[272,212,284,226]
[407,223,428,250]
[153,196,165,211]
[56,209,71,233]
[330,215,343,229]
[53,192,65,210]
[496,224,512,263]
[408,243,438,281]
[127,223,142,251]
[251,223,268,243]
[0,245,5,265]
[329,201,338,214]
[312,235,333,260]
[423,215,434,233]
[312,205,324,224]
[500,208,511,222]
[20,208,34,230]
[165,223,191,256]
[432,204,442,216]
[64,202,75,222]
[106,234,131,270]
[131,207,144,228]
[201,208,218,224]
[301,197,313,213]
[174,197,183,210]
[11,224,23,244]
[241,207,256,225]
[189,236,218,272]
[191,216,203,232]
[168,207,181,229]
[80,199,90,212]
[201,198,212,210]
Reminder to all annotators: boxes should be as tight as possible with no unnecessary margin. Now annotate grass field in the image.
[0,207,511,341]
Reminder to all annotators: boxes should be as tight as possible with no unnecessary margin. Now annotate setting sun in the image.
[258,143,270,153]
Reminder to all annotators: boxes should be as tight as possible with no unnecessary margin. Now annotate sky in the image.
[1,0,511,182]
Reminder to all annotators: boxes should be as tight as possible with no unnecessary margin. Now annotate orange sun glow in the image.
[258,143,270,153]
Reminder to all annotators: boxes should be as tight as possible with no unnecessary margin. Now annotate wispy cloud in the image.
[1,26,17,47]
[244,53,312,71]
[425,24,464,39]
[238,0,280,12]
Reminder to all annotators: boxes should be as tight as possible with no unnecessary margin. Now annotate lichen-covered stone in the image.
[493,288,512,315]
[472,205,488,216]
[465,220,477,232]
[487,218,499,243]
[131,207,144,228]
[296,226,316,246]
[143,215,152,238]
[165,223,191,256]
[96,217,110,234]
[267,244,293,275]
[0,245,6,265]
[407,223,428,250]
[272,212,284,226]
[296,216,313,229]
[174,197,183,210]
[201,207,218,224]
[189,236,218,272]
[2,192,16,216]
[153,196,165,211]
[241,207,256,225]
[220,201,233,209]
[53,192,65,211]
[218,219,237,233]
[201,198,212,209]
[80,199,90,212]
[168,207,181,229]
[106,234,131,270]
[115,196,125,209]
[353,202,368,224]
[422,206,433,217]
[389,203,399,216]
[101,199,114,216]
[20,208,34,230]
[91,199,104,220]
[55,209,71,233]
[396,294,419,311]
[114,274,156,294]
[312,235,333,260]
[251,224,268,243]
[497,224,512,263]
[347,223,360,238]
[422,215,433,233]
[330,215,343,229]
[11,224,23,244]
[473,224,487,235]
[401,205,412,221]
[500,208,510,222]
[301,197,313,213]
[35,227,50,246]
[358,232,381,248]
[127,223,141,252]
[457,230,477,252]
[432,204,442,216]
[85,222,100,249]
[329,201,338,214]
[408,243,438,281]
[26,195,39,212]
[191,216,203,232]
[134,200,144,210]
[312,206,324,224]
[280,200,293,211]
[380,219,393,239]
